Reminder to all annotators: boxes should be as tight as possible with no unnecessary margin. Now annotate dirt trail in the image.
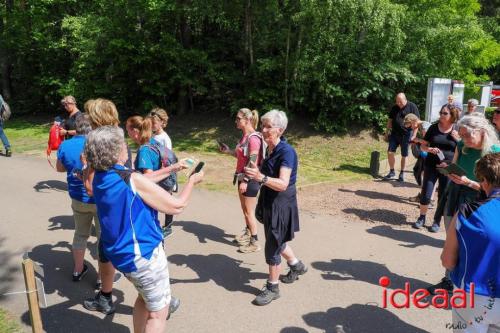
[0,154,451,333]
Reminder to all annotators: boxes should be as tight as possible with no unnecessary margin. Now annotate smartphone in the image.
[437,163,466,177]
[436,150,445,161]
[189,162,205,177]
[246,154,258,167]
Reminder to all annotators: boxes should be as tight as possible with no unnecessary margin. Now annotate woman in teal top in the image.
[427,114,499,295]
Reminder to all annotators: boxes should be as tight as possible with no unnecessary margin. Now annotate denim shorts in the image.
[388,133,411,157]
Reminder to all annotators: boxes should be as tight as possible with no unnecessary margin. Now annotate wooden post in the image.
[22,259,43,333]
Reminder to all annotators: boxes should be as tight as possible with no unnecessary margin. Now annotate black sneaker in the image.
[72,264,88,282]
[412,216,426,229]
[280,260,308,284]
[166,296,180,320]
[428,222,440,233]
[397,172,404,182]
[253,282,280,306]
[5,149,11,157]
[426,277,453,295]
[162,226,173,239]
[383,170,395,180]
[83,291,115,315]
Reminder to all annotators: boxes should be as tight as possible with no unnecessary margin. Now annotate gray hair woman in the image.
[85,126,203,331]
[244,109,307,306]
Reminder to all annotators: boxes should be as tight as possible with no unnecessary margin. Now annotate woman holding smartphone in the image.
[413,105,460,231]
[219,108,264,253]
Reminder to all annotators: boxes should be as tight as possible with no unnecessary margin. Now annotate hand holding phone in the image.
[189,161,205,177]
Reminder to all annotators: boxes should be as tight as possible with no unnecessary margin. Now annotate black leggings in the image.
[419,165,449,207]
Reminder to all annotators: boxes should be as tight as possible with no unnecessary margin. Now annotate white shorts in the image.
[451,293,500,333]
[125,245,171,312]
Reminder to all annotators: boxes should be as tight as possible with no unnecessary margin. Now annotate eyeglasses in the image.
[439,112,449,116]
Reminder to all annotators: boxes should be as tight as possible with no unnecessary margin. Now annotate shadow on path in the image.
[169,254,268,295]
[367,225,444,249]
[302,304,429,333]
[342,208,408,226]
[311,259,429,290]
[48,215,73,231]
[0,237,21,301]
[33,180,67,193]
[177,220,234,246]
[20,241,131,332]
[338,188,415,206]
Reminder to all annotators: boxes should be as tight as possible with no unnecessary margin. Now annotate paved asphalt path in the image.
[0,154,451,332]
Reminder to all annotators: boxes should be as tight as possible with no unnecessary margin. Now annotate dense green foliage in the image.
[1,0,499,131]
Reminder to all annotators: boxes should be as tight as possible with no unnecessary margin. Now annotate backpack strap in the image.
[144,142,171,167]
[241,132,266,159]
[113,168,135,186]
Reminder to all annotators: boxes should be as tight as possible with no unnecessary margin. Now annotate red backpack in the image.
[47,122,64,168]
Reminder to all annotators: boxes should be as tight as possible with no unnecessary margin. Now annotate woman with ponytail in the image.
[219,108,264,253]
[126,116,186,180]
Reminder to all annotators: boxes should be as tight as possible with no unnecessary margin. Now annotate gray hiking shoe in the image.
[233,228,251,245]
[280,260,308,284]
[238,237,261,253]
[83,291,115,315]
[253,282,280,306]
[167,296,180,320]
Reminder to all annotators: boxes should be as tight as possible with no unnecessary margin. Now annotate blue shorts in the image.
[388,133,411,157]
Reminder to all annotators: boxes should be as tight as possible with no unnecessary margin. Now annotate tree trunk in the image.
[176,0,193,114]
[245,0,254,66]
[0,0,13,99]
[284,21,291,111]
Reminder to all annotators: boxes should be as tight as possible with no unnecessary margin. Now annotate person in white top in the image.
[150,108,172,150]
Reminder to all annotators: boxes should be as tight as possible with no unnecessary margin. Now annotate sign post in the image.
[22,258,43,333]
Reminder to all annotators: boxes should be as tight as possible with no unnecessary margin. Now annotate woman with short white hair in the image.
[85,126,203,332]
[244,109,307,306]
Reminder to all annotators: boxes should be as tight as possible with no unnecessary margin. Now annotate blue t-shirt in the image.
[57,135,94,203]
[134,139,161,172]
[260,137,298,186]
[451,190,500,297]
[92,165,163,273]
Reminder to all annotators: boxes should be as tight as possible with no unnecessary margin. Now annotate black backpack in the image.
[144,142,179,192]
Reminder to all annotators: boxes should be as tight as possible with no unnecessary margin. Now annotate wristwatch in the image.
[260,175,268,185]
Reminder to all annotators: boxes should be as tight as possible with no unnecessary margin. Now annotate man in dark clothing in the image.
[384,93,420,182]
[60,95,82,139]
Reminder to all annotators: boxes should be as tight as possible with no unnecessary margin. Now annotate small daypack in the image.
[46,121,64,168]
[240,132,267,162]
[145,142,179,192]
[0,95,11,121]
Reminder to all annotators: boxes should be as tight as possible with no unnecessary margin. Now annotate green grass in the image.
[3,119,50,155]
[0,308,23,333]
[3,114,386,191]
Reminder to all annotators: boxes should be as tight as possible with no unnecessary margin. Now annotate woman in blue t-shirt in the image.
[244,110,307,306]
[85,126,203,332]
[441,153,500,332]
